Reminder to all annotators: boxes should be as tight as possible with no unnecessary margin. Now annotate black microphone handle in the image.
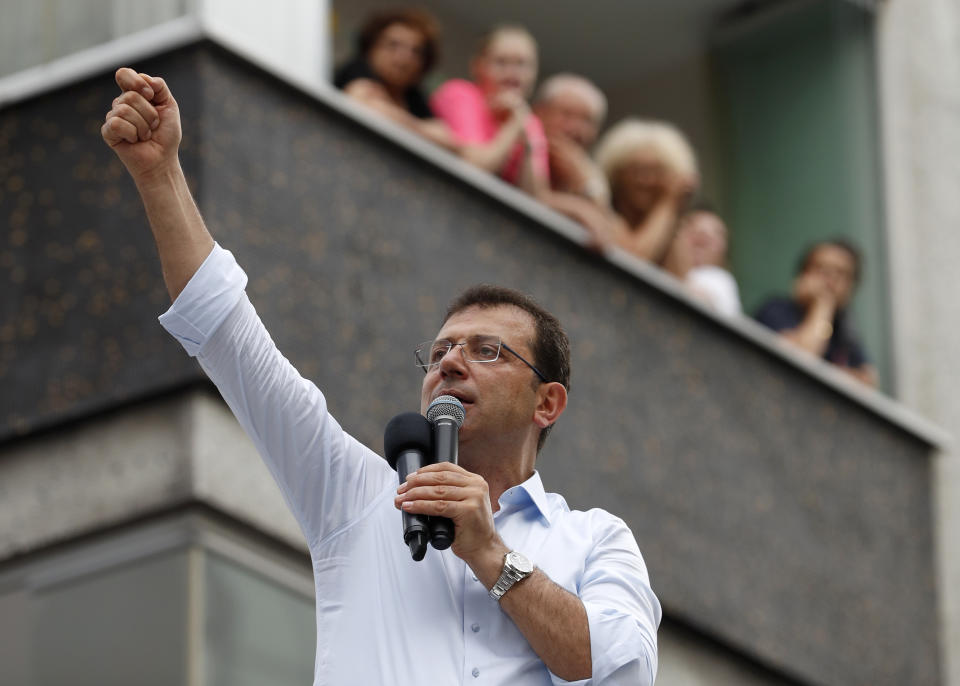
[396,449,430,561]
[429,418,459,550]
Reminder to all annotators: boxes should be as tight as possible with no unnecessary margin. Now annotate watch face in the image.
[506,551,533,574]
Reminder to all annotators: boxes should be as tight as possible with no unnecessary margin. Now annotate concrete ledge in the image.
[0,388,304,563]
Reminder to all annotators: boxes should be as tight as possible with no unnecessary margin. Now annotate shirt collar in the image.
[497,470,553,526]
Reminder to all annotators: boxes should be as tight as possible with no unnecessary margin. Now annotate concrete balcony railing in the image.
[0,33,950,686]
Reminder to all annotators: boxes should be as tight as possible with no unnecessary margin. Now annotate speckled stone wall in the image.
[0,49,205,438]
[0,43,941,686]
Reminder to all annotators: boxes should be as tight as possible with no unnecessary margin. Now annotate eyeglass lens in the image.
[416,335,501,367]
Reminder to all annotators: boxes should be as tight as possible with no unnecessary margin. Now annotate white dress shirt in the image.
[159,244,660,685]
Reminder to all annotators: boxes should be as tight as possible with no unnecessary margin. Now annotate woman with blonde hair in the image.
[594,119,699,261]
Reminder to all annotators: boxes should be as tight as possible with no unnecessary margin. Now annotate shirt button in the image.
[471,623,480,633]
[472,575,478,582]
[472,667,480,678]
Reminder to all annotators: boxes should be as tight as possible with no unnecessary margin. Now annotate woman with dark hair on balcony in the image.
[595,119,699,262]
[661,204,742,316]
[430,25,549,195]
[334,8,455,149]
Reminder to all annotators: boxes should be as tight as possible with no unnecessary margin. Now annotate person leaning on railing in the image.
[594,119,699,263]
[333,8,457,151]
[754,240,877,387]
[533,73,621,252]
[429,25,550,197]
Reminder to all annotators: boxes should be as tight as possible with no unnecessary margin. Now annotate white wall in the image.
[878,0,960,684]
[0,0,189,78]
[200,0,330,89]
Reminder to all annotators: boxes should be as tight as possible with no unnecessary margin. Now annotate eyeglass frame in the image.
[415,335,548,383]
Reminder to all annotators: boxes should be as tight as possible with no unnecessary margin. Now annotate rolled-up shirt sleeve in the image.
[157,243,391,547]
[557,515,661,686]
[158,244,247,357]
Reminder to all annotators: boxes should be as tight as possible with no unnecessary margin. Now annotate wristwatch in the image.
[488,551,534,601]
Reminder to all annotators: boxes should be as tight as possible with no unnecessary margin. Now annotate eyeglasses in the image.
[415,334,547,383]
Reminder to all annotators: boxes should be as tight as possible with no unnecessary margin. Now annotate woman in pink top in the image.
[430,25,549,195]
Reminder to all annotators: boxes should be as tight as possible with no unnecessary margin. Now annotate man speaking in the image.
[101,67,660,685]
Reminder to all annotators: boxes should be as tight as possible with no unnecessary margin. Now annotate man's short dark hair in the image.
[444,285,570,453]
[796,238,863,284]
[356,8,440,75]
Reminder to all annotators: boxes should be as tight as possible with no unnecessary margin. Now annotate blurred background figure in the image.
[534,73,609,204]
[661,204,741,316]
[595,119,699,262]
[430,25,548,195]
[754,240,877,386]
[533,73,615,250]
[334,8,455,149]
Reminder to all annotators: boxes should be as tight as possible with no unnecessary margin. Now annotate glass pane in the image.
[32,549,189,686]
[204,552,315,686]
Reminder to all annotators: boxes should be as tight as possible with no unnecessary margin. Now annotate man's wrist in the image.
[467,540,511,590]
[133,158,184,193]
[807,296,837,324]
[488,550,535,601]
[810,318,833,341]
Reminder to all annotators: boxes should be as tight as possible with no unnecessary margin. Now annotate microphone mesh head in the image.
[426,395,465,427]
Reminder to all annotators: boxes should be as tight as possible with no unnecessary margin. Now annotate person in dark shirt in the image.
[334,8,455,149]
[755,240,877,387]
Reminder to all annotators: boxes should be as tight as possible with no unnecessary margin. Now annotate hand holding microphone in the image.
[384,395,465,560]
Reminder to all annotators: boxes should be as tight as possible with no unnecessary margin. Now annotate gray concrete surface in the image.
[0,390,304,562]
[878,2,960,683]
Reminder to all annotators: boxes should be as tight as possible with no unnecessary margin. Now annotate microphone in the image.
[384,412,433,561]
[425,395,465,550]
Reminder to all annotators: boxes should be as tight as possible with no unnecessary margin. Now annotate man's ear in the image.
[533,382,567,430]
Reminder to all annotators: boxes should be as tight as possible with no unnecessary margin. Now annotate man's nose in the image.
[438,345,468,377]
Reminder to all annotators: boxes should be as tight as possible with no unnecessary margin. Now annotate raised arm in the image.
[101,68,213,299]
[458,105,528,175]
[103,68,392,545]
